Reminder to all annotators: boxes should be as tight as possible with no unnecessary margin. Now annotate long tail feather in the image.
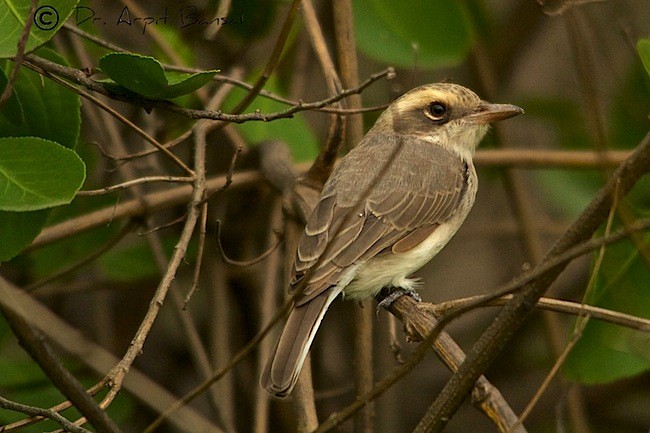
[261,288,340,398]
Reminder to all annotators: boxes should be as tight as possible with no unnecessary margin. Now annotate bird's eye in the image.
[425,102,448,122]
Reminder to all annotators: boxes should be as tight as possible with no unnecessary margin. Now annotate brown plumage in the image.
[261,83,523,397]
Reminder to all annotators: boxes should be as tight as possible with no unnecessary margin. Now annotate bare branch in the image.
[438,294,650,333]
[77,176,193,196]
[416,132,650,433]
[474,149,631,168]
[215,220,283,267]
[0,396,92,433]
[183,203,208,308]
[21,53,394,123]
[0,278,122,433]
[0,0,37,108]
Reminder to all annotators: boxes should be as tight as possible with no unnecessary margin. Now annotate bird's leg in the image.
[376,286,422,310]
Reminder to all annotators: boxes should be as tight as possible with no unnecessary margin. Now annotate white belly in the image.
[342,207,471,300]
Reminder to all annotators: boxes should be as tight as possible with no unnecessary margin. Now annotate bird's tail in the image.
[261,288,340,398]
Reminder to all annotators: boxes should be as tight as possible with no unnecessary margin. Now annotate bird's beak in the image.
[467,103,524,124]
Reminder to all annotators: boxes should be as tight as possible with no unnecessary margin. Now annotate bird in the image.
[261,82,523,398]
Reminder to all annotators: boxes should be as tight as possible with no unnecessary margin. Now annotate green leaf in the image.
[0,209,49,262]
[0,1,79,58]
[0,68,24,125]
[564,219,650,383]
[353,0,471,68]
[638,39,650,78]
[223,75,319,162]
[0,137,85,211]
[0,47,81,148]
[98,52,218,100]
[0,48,82,262]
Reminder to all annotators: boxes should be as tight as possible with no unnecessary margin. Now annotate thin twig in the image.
[137,213,187,235]
[415,131,650,433]
[142,291,297,433]
[230,0,301,114]
[21,53,394,123]
[0,0,37,108]
[20,60,195,176]
[507,179,621,432]
[473,149,630,168]
[440,218,650,326]
[31,170,262,250]
[114,129,192,162]
[436,294,650,333]
[0,292,122,433]
[63,22,127,53]
[100,55,212,413]
[0,396,92,433]
[309,212,650,433]
[183,203,208,308]
[25,221,136,291]
[204,145,243,202]
[214,220,283,267]
[77,176,193,196]
[1,380,107,432]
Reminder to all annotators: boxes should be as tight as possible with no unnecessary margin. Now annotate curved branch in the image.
[77,176,193,196]
[437,294,650,332]
[215,220,283,267]
[21,53,394,124]
[417,132,650,433]
[311,173,650,433]
[0,281,122,433]
[0,396,92,433]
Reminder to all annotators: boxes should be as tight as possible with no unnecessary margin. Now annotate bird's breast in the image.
[342,174,477,301]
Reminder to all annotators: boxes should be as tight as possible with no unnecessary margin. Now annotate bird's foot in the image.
[376,286,422,310]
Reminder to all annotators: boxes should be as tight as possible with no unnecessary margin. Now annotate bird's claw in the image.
[376,287,422,310]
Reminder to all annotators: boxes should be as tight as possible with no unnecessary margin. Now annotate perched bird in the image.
[261,83,523,398]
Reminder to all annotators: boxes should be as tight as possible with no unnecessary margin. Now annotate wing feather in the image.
[291,135,471,302]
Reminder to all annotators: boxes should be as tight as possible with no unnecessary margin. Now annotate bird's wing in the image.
[291,136,470,304]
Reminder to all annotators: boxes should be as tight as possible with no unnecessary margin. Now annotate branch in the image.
[416,132,650,432]
[0,278,122,433]
[0,0,37,108]
[474,148,630,168]
[21,54,393,123]
[27,147,630,255]
[64,23,385,116]
[77,176,193,196]
[0,278,222,432]
[230,0,301,114]
[31,170,261,249]
[379,296,527,433]
[312,174,650,433]
[437,295,650,332]
[0,396,92,433]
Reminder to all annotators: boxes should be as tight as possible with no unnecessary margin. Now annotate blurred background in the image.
[1,0,649,432]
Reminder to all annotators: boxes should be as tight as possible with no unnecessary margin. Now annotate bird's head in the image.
[380,83,523,158]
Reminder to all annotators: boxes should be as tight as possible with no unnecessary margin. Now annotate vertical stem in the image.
[332,1,374,432]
